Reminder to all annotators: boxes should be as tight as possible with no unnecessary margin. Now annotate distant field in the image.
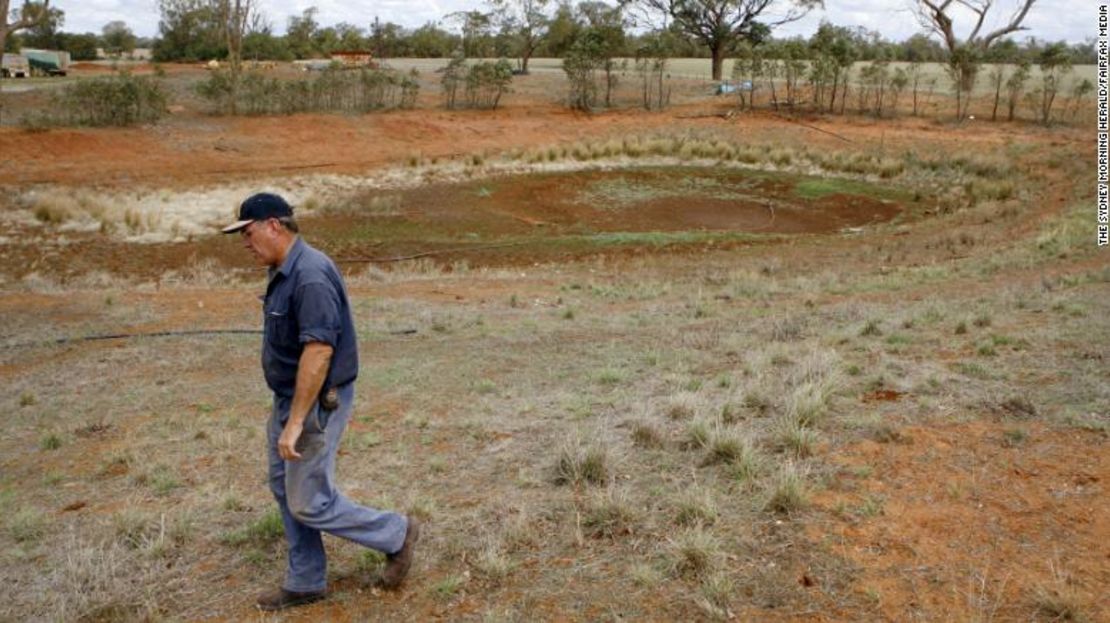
[382,58,1097,95]
[2,57,1094,99]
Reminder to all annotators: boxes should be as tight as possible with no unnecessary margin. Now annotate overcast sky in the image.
[54,0,1093,45]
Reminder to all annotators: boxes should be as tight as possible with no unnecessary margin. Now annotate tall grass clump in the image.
[40,72,168,127]
[554,433,610,486]
[668,527,722,579]
[763,462,810,515]
[580,488,637,538]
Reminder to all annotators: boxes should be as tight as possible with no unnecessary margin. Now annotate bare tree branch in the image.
[978,0,1035,47]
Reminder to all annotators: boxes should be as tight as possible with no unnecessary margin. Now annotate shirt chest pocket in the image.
[264,303,296,348]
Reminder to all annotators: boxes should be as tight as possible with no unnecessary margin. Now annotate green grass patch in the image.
[222,508,284,547]
[794,177,898,200]
[571,230,768,247]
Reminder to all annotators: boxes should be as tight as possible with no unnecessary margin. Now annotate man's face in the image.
[240,219,284,267]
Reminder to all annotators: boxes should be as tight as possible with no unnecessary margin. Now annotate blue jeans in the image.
[267,383,408,592]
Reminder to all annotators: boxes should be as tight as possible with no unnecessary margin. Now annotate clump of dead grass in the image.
[763,461,810,515]
[44,534,164,622]
[665,391,702,420]
[674,487,719,527]
[1030,561,1088,622]
[668,526,722,579]
[554,433,611,486]
[580,488,637,538]
[631,420,665,448]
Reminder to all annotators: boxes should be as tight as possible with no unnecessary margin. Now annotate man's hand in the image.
[280,341,333,462]
[278,419,304,461]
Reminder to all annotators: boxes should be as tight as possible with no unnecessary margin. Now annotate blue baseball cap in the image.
[222,193,293,233]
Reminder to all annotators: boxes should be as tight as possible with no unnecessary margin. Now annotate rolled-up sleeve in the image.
[295,281,342,347]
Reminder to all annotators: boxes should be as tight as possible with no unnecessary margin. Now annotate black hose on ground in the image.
[2,328,418,350]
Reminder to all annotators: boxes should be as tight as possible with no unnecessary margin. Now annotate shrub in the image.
[464,59,513,110]
[48,72,168,127]
[196,67,419,116]
[442,53,466,109]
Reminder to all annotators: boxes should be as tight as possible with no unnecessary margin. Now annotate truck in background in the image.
[21,49,70,76]
[1,54,30,78]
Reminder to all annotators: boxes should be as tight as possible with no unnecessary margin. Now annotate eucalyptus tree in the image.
[622,0,821,81]
[489,0,549,73]
[914,0,1039,120]
[1,0,51,57]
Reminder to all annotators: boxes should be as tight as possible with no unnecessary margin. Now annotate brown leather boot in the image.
[255,587,326,611]
[381,516,421,589]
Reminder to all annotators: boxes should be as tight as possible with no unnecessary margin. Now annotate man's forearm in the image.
[288,342,334,428]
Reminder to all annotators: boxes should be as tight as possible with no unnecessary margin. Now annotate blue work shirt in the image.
[262,237,358,398]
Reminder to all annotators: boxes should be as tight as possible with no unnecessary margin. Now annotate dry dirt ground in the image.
[0,65,1106,622]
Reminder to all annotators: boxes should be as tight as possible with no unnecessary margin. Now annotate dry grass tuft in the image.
[674,488,719,527]
[668,527,722,579]
[631,420,665,448]
[472,538,515,582]
[763,461,810,515]
[684,417,712,450]
[704,424,754,466]
[695,573,736,621]
[665,391,701,420]
[580,488,637,539]
[554,434,611,486]
[1031,562,1088,622]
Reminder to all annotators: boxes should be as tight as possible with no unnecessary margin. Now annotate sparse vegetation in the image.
[37,71,168,127]
[196,66,420,115]
[0,49,1100,622]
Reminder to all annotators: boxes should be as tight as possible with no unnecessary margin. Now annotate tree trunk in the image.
[956,64,977,121]
[991,74,1002,121]
[604,63,612,108]
[710,44,725,82]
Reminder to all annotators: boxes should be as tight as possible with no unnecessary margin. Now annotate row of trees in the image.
[2,0,1095,124]
[731,42,1087,124]
[5,1,1094,70]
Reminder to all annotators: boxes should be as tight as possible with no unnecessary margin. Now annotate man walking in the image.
[223,192,420,611]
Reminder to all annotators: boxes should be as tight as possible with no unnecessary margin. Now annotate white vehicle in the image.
[1,54,29,78]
